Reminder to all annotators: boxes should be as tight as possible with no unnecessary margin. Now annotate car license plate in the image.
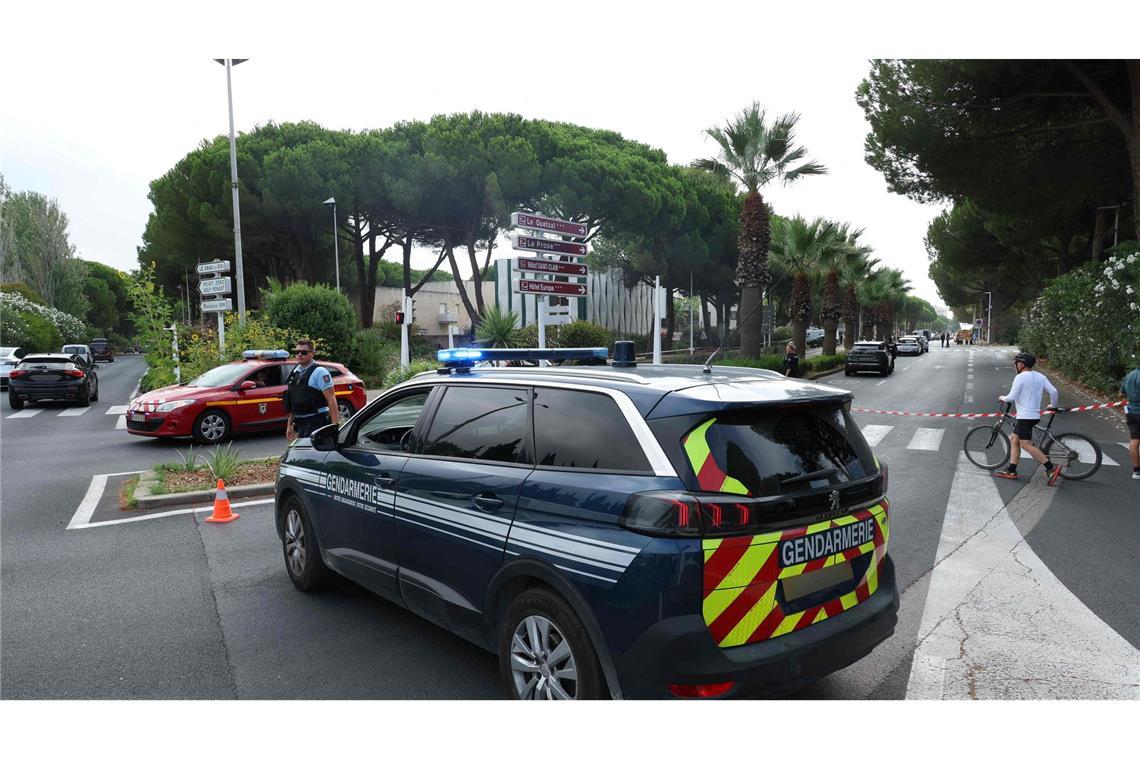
[130,413,146,422]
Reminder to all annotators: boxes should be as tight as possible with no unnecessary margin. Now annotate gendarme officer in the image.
[284,339,340,441]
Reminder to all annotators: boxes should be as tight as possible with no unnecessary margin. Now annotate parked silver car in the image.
[0,346,27,389]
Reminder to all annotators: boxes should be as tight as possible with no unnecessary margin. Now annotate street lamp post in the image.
[1096,204,1121,251]
[323,197,340,293]
[214,58,248,325]
[984,291,993,345]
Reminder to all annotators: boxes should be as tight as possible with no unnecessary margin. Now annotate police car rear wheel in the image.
[282,496,335,591]
[192,410,231,444]
[500,588,605,700]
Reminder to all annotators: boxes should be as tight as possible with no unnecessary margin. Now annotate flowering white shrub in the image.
[1020,242,1140,392]
[0,291,90,343]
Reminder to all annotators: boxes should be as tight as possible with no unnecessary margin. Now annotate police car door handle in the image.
[374,474,395,489]
[472,494,504,512]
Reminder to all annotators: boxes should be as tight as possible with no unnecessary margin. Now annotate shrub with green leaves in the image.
[264,283,358,361]
[383,359,440,388]
[1019,243,1140,393]
[204,443,242,483]
[558,320,610,349]
[352,328,400,386]
[475,307,523,347]
[0,290,89,347]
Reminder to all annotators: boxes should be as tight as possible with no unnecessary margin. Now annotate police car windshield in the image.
[187,364,251,387]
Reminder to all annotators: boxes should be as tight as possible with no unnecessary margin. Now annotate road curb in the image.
[806,366,846,381]
[135,482,275,509]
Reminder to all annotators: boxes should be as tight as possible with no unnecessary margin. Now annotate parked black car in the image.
[7,354,99,410]
[89,338,114,362]
[845,341,895,377]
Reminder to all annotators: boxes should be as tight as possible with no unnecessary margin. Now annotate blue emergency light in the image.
[436,347,609,367]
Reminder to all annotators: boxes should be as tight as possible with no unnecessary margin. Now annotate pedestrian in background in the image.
[783,341,799,378]
[284,339,340,441]
[1120,363,1140,480]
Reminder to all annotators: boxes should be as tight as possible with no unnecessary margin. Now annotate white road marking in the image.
[128,379,141,401]
[860,424,894,447]
[876,379,888,386]
[69,497,274,530]
[106,405,128,415]
[935,365,944,369]
[6,409,44,419]
[1018,441,1118,466]
[966,383,974,389]
[66,470,146,529]
[907,427,945,451]
[57,407,90,417]
[965,395,973,403]
[905,453,1140,699]
[115,416,127,430]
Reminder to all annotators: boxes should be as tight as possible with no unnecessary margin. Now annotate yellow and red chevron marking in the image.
[702,502,889,647]
[681,417,890,648]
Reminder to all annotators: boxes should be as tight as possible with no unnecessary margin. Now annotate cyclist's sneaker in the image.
[993,469,1019,480]
[1047,464,1063,486]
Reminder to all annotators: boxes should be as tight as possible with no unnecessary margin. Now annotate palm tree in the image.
[858,268,911,340]
[838,251,879,350]
[769,216,841,359]
[819,224,871,355]
[694,103,826,358]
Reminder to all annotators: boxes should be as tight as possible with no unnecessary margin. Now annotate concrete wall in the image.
[372,280,495,342]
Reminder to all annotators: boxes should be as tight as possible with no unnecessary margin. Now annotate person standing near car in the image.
[994,352,1062,484]
[1120,363,1140,480]
[284,339,340,441]
[782,341,799,378]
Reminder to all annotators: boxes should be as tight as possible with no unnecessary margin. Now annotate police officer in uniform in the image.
[284,339,340,441]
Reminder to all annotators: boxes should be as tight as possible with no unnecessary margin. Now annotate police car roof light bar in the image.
[242,349,290,360]
[436,347,609,366]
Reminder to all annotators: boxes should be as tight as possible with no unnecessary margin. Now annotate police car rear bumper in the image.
[615,555,899,699]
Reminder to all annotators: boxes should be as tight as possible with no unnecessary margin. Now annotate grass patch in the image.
[155,456,280,494]
[119,476,139,511]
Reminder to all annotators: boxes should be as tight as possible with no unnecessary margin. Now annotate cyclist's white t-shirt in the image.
[1000,370,1058,419]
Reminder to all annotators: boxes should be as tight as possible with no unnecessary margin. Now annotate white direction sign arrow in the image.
[196,259,232,275]
[199,276,232,295]
[200,298,233,313]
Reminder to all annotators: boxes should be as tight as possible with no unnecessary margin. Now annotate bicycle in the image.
[962,402,1102,480]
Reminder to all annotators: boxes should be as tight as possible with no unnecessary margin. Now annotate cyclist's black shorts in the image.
[1014,417,1038,440]
[1127,412,1140,440]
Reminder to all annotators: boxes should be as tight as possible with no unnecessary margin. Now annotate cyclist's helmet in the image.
[1013,352,1036,368]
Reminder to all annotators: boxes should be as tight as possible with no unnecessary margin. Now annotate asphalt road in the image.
[1,349,1135,699]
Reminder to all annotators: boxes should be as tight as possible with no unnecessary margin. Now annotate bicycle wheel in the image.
[1044,432,1101,480]
[964,425,1011,470]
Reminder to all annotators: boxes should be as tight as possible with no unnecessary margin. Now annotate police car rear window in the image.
[533,388,650,472]
[683,404,875,497]
[421,386,531,464]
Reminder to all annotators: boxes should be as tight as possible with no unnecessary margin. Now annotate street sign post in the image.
[514,280,588,297]
[196,259,231,275]
[509,212,587,238]
[510,232,587,257]
[199,277,232,296]
[200,298,233,313]
[513,258,588,276]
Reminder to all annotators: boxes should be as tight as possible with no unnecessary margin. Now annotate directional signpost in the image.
[509,213,590,357]
[197,259,233,355]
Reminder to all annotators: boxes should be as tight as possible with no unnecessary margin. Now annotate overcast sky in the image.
[3,2,1134,316]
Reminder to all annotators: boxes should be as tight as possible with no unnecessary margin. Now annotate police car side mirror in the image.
[310,424,340,452]
[237,380,257,391]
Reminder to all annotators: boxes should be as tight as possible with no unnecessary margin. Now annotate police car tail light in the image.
[620,491,791,538]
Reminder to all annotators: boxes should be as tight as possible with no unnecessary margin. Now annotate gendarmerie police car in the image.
[274,344,897,699]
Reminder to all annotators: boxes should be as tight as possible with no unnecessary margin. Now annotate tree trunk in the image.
[1128,61,1140,240]
[843,318,856,350]
[663,287,675,352]
[446,242,480,329]
[401,233,413,294]
[822,317,839,355]
[738,286,763,357]
[791,320,807,362]
[1090,206,1106,263]
[362,232,380,328]
[700,294,711,343]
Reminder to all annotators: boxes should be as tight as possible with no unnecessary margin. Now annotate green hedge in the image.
[1019,243,1140,394]
[383,359,440,388]
[264,283,358,361]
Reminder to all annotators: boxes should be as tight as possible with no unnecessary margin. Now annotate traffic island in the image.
[121,455,279,510]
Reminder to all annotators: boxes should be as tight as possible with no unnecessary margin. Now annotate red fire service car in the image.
[126,350,367,444]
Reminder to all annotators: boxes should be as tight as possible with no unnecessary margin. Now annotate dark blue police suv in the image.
[274,346,897,699]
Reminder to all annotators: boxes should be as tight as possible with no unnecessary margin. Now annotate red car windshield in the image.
[186,364,252,388]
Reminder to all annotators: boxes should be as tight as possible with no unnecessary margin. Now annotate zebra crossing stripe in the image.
[907,428,945,451]
[6,409,44,419]
[57,407,91,417]
[106,405,128,415]
[860,425,893,447]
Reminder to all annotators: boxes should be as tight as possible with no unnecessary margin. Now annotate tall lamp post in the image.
[214,58,248,325]
[323,197,341,293]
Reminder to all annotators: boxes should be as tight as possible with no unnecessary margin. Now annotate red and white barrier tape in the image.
[851,400,1126,419]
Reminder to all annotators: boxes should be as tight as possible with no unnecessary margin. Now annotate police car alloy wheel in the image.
[193,410,231,444]
[499,588,605,700]
[281,496,335,591]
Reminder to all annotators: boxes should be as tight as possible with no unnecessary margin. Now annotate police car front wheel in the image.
[281,496,336,591]
[499,588,606,700]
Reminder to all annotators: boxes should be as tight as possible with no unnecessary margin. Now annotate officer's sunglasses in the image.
[294,349,312,356]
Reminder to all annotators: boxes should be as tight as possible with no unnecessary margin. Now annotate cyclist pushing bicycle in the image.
[994,352,1062,484]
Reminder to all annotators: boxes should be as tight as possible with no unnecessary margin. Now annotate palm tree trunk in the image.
[736,190,770,359]
[790,271,811,360]
[822,318,838,355]
[738,286,763,356]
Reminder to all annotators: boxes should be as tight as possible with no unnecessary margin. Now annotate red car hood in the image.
[133,384,219,407]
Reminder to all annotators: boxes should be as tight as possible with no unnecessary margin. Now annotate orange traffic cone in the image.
[205,478,240,523]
